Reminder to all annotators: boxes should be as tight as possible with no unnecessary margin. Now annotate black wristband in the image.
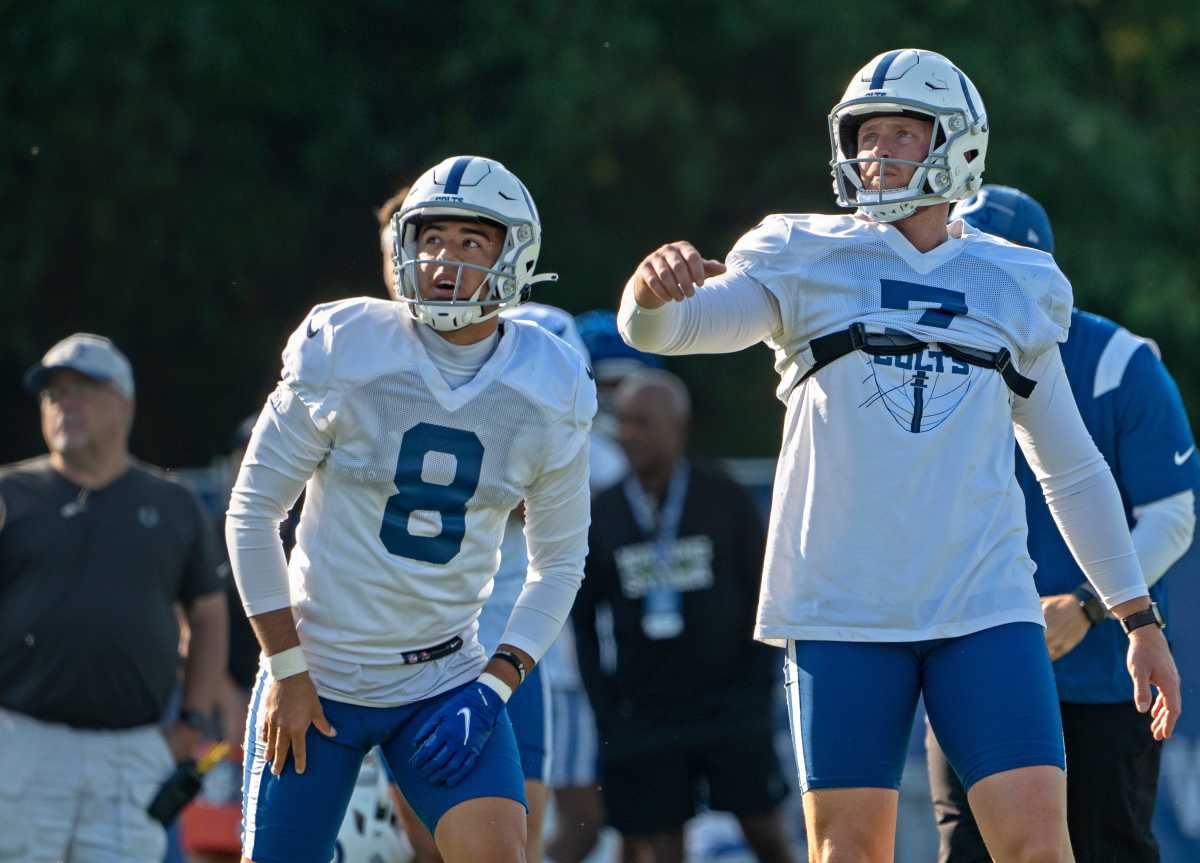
[1072,586,1105,626]
[1119,602,1165,635]
[492,650,527,684]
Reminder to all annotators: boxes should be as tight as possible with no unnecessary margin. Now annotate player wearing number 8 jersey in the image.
[618,49,1180,862]
[226,156,595,863]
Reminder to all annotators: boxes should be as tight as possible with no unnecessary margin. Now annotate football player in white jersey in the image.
[226,155,596,863]
[617,49,1181,863]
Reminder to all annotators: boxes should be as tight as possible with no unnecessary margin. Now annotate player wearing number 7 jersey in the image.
[618,49,1181,863]
[226,156,596,863]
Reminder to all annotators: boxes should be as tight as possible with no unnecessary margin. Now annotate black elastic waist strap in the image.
[400,636,464,665]
[799,323,1036,398]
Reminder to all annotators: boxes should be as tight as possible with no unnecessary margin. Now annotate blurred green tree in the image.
[2,0,1197,467]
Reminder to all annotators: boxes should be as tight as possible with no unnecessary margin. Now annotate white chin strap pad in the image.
[858,200,919,223]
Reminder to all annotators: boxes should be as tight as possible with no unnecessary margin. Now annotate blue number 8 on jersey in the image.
[380,423,484,564]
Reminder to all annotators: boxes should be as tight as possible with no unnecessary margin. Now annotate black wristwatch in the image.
[1118,602,1165,636]
[1072,585,1106,626]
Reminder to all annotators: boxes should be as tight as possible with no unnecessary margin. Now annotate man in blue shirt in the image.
[925,186,1200,862]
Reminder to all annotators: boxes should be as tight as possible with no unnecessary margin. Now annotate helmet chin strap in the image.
[857,201,919,223]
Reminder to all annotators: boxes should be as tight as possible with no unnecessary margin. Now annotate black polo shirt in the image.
[0,456,223,729]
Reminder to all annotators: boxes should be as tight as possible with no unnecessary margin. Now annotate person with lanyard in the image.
[923,185,1200,862]
[573,368,795,863]
[541,309,664,863]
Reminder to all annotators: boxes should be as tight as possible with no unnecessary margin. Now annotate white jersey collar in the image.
[407,316,514,412]
[857,212,968,275]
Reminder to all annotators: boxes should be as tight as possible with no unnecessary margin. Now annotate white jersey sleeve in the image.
[499,332,596,661]
[226,305,346,617]
[478,330,597,663]
[501,443,592,662]
[616,268,781,356]
[1011,347,1149,609]
[1132,491,1196,589]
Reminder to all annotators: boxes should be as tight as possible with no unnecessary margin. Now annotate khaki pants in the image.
[0,707,174,863]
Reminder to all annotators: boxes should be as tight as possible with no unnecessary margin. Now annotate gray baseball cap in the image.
[23,333,135,399]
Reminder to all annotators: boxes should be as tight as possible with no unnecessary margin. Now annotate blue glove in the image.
[409,679,505,786]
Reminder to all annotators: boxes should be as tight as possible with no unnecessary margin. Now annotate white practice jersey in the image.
[622,214,1147,644]
[739,214,1071,642]
[229,298,595,704]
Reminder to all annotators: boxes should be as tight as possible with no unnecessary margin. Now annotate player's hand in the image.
[1126,626,1182,741]
[262,672,337,776]
[409,680,505,786]
[1041,594,1091,661]
[630,241,726,309]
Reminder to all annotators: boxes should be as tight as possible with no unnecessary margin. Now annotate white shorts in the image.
[0,707,174,863]
[549,688,599,787]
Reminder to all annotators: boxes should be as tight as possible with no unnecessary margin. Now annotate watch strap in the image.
[1072,586,1105,626]
[1119,604,1164,635]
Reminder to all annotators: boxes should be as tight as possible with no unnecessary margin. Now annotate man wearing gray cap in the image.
[0,333,228,862]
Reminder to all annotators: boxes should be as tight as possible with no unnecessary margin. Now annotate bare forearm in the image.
[1109,595,1151,620]
[248,606,302,656]
[181,592,229,712]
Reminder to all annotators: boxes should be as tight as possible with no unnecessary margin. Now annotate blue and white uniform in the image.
[619,214,1149,792]
[227,298,594,860]
[1023,310,1198,702]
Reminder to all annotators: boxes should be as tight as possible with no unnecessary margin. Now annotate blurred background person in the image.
[925,186,1200,862]
[541,310,667,863]
[177,413,308,863]
[0,333,227,862]
[575,310,661,494]
[574,368,794,863]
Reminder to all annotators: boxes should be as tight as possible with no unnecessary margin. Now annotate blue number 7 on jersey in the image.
[881,279,967,329]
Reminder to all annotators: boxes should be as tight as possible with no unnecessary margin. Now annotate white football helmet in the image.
[829,49,988,222]
[392,156,557,331]
[333,751,412,863]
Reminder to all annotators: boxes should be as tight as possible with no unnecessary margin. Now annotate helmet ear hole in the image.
[839,118,859,158]
[964,149,979,163]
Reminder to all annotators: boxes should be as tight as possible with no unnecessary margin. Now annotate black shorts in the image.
[926,700,1162,863]
[599,729,789,837]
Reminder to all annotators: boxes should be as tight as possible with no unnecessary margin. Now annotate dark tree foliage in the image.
[3,0,1197,466]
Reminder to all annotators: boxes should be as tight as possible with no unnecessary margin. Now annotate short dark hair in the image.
[375,184,411,228]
